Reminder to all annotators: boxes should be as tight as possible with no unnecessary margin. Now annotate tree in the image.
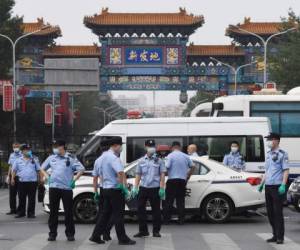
[269,10,300,92]
[0,0,23,78]
[182,91,217,117]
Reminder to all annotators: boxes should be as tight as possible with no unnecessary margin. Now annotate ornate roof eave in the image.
[21,18,62,38]
[43,45,101,58]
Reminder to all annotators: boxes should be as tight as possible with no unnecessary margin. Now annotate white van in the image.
[191,93,300,179]
[77,117,270,173]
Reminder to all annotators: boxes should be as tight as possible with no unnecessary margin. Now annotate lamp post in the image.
[230,25,296,83]
[0,26,50,140]
[93,104,121,127]
[210,57,257,95]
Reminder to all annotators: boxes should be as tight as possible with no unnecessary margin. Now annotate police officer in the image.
[258,133,289,245]
[89,136,136,245]
[223,141,245,171]
[163,141,194,224]
[40,140,85,242]
[6,142,22,215]
[92,138,113,242]
[131,139,166,238]
[11,144,41,218]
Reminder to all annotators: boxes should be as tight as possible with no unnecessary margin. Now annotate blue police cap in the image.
[53,139,66,147]
[265,133,280,140]
[145,139,155,147]
[20,144,31,151]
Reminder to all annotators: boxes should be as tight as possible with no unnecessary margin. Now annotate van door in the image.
[185,161,215,208]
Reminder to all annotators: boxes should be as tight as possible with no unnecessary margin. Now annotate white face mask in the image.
[147,147,156,155]
[231,147,238,153]
[53,148,59,155]
[267,140,273,149]
[13,148,20,153]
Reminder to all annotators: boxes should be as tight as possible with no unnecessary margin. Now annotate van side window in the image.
[126,137,187,163]
[250,102,300,137]
[246,136,265,162]
[217,111,244,117]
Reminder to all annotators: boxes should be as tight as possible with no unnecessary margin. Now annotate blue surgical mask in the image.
[53,148,59,155]
[24,150,32,158]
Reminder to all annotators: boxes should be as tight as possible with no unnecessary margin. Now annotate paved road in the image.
[0,189,300,250]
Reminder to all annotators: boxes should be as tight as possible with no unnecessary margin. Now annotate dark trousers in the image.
[164,179,186,223]
[9,176,19,212]
[18,181,37,216]
[137,187,161,234]
[265,185,285,240]
[92,189,129,242]
[48,188,75,238]
[97,187,113,237]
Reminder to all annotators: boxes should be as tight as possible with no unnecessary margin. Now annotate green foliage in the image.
[0,0,23,78]
[182,91,217,117]
[269,10,300,92]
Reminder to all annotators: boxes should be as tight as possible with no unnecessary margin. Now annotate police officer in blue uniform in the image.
[6,142,22,215]
[163,141,194,224]
[258,133,289,245]
[223,141,245,171]
[132,139,166,238]
[11,144,41,218]
[89,136,136,245]
[40,140,85,242]
[92,138,113,242]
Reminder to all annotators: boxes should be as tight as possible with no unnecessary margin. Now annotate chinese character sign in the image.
[44,104,53,124]
[125,48,163,65]
[2,83,14,112]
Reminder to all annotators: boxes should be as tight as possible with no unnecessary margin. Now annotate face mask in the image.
[53,148,59,155]
[13,148,20,153]
[267,141,273,149]
[231,147,238,153]
[24,150,32,158]
[147,147,156,155]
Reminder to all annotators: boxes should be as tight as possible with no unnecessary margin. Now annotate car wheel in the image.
[294,198,300,212]
[73,193,98,223]
[202,193,234,223]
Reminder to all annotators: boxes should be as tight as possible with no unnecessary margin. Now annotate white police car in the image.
[44,156,265,223]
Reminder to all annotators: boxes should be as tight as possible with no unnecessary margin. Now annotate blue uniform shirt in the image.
[166,150,193,180]
[136,154,166,188]
[93,149,124,189]
[223,152,245,171]
[12,156,40,182]
[92,151,110,188]
[265,149,289,185]
[8,151,22,166]
[41,153,85,190]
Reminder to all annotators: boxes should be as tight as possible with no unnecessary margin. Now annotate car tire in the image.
[294,198,300,212]
[73,193,98,224]
[202,193,234,223]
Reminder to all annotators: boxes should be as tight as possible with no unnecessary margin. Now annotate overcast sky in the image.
[13,0,300,105]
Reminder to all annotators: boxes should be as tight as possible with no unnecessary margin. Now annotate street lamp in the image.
[0,25,50,140]
[230,25,296,83]
[93,104,121,127]
[210,57,257,95]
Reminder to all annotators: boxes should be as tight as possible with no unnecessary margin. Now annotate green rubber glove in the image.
[116,183,130,199]
[278,184,286,195]
[93,192,100,202]
[159,188,166,200]
[131,186,139,199]
[70,179,76,189]
[47,176,51,186]
[258,184,264,193]
[116,183,124,190]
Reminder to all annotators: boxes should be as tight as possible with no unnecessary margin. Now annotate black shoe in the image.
[6,211,16,215]
[153,232,161,237]
[103,234,112,241]
[89,236,105,244]
[67,236,75,241]
[48,236,56,241]
[27,215,36,219]
[266,237,277,243]
[118,239,136,245]
[276,239,284,244]
[15,214,25,218]
[133,232,149,238]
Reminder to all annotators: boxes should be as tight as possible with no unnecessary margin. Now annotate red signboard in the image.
[0,80,11,95]
[3,84,14,112]
[44,104,53,124]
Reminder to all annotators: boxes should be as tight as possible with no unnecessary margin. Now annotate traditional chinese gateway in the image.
[17,8,286,103]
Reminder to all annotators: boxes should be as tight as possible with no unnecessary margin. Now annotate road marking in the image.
[257,233,300,250]
[11,233,48,250]
[201,233,241,250]
[144,233,174,250]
